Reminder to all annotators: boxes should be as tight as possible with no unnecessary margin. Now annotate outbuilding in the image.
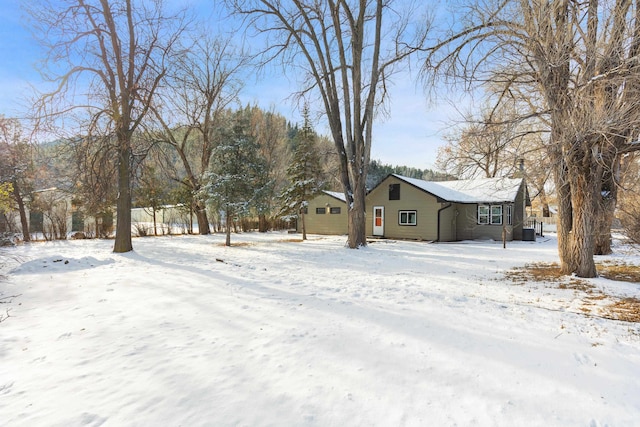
[296,190,349,235]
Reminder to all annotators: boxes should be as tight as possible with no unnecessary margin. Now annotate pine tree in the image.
[280,107,325,240]
[203,111,268,246]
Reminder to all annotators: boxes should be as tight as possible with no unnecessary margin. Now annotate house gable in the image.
[365,175,441,241]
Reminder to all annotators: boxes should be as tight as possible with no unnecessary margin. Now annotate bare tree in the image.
[0,116,33,242]
[437,100,552,215]
[437,103,522,179]
[425,0,640,277]
[228,0,430,248]
[31,188,70,240]
[151,32,245,235]
[618,153,640,243]
[29,0,187,252]
[69,134,118,234]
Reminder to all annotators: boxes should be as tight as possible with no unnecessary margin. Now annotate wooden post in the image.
[502,224,506,249]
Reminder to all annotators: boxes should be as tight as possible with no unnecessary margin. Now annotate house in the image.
[297,190,349,235]
[365,174,530,242]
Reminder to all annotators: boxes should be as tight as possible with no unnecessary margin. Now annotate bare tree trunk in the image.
[225,208,231,247]
[12,179,29,242]
[568,162,598,278]
[347,180,367,248]
[194,200,210,235]
[114,144,133,253]
[593,157,618,255]
[301,210,307,240]
[553,154,575,275]
[539,187,551,218]
[594,198,615,255]
[258,214,268,232]
[153,208,158,236]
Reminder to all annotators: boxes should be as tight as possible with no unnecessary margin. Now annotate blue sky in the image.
[0,0,461,169]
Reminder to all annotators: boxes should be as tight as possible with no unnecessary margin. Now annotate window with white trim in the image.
[491,205,503,225]
[506,205,512,225]
[398,210,417,226]
[478,204,503,225]
[478,205,490,224]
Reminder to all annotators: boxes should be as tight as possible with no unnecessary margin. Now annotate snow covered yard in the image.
[0,233,639,427]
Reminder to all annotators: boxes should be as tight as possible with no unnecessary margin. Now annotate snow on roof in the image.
[393,174,524,204]
[323,190,347,202]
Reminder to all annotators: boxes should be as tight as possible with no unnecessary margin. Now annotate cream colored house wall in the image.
[365,176,442,241]
[298,193,348,235]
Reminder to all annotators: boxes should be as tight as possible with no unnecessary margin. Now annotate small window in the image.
[329,207,341,214]
[398,210,417,226]
[315,207,326,214]
[389,183,400,200]
[506,205,512,225]
[491,205,503,225]
[478,204,503,225]
[478,205,490,224]
[300,207,308,214]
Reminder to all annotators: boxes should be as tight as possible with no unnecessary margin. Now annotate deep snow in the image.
[0,232,639,426]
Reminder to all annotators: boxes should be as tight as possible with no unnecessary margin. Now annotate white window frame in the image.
[506,205,512,225]
[478,205,490,224]
[491,205,503,225]
[398,210,417,226]
[478,204,503,225]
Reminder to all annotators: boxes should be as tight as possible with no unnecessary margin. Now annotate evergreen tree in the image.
[280,107,325,240]
[203,112,268,246]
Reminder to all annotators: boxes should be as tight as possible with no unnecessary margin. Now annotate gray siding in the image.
[438,203,456,242]
[512,181,527,240]
[455,203,514,241]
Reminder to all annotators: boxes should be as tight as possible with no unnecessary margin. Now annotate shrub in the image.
[133,223,151,237]
[619,194,640,244]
